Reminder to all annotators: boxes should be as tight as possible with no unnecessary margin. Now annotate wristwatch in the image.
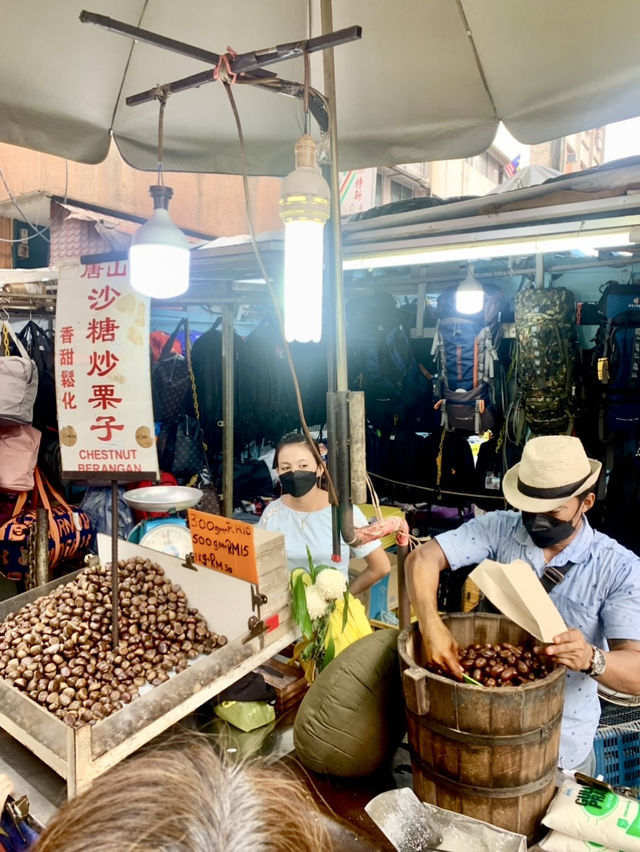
[583,645,607,678]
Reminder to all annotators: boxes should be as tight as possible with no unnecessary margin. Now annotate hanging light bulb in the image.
[279,135,330,343]
[129,184,190,299]
[455,264,484,314]
[129,94,190,299]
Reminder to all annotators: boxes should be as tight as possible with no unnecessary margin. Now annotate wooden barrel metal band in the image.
[409,709,563,748]
[413,761,557,798]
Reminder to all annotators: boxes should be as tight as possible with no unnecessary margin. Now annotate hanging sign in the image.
[187,509,258,584]
[55,260,159,480]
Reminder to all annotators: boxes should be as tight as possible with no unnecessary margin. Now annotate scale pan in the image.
[123,486,202,512]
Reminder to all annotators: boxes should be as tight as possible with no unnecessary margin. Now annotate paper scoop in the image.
[365,788,443,851]
[469,558,567,643]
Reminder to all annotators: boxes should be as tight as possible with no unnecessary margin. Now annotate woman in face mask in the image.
[257,433,391,594]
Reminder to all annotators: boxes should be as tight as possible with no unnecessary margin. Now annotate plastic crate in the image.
[594,720,640,788]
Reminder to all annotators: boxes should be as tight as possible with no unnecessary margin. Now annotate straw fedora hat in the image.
[502,435,602,512]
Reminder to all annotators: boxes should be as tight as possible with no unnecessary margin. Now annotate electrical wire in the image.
[0,156,70,244]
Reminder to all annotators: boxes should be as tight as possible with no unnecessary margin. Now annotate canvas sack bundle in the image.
[0,424,41,491]
[0,468,93,582]
[432,281,504,433]
[514,283,578,435]
[593,279,640,437]
[0,321,39,426]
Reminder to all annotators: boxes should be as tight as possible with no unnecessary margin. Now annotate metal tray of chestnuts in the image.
[0,528,294,799]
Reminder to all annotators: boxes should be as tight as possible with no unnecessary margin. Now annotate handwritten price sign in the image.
[187,510,258,584]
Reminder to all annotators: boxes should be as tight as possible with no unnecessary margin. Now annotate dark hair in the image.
[33,736,333,852]
[273,432,317,469]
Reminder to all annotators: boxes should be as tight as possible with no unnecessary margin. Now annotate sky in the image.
[603,117,640,162]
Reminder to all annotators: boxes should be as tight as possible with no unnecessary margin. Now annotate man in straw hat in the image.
[406,434,640,773]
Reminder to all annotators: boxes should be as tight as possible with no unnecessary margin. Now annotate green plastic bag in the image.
[213,700,276,732]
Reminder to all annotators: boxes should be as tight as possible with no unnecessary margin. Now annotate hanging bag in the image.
[151,318,191,423]
[17,320,57,429]
[0,424,42,491]
[0,321,39,426]
[0,468,93,582]
[186,332,220,515]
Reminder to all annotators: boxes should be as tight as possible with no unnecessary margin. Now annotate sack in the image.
[151,319,191,423]
[17,320,57,429]
[213,700,276,732]
[594,280,640,437]
[79,486,135,539]
[346,292,435,432]
[0,469,93,582]
[157,415,206,482]
[0,321,39,426]
[542,777,640,851]
[0,425,41,491]
[433,282,504,433]
[514,283,578,435]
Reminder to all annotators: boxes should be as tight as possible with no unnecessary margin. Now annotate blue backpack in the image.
[595,280,640,438]
[432,282,504,433]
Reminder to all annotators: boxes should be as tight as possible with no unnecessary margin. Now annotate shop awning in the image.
[2,1,640,176]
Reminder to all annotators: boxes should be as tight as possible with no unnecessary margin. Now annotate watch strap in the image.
[584,645,606,677]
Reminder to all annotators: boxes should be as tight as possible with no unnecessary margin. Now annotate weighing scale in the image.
[123,485,202,559]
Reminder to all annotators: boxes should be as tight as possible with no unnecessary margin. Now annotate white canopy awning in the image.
[2,1,640,176]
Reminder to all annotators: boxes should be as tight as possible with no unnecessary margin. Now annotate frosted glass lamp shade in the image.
[129,187,190,299]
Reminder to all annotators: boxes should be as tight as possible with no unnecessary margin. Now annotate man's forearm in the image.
[405,542,443,624]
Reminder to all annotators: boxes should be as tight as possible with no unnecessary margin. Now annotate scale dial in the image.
[139,523,193,559]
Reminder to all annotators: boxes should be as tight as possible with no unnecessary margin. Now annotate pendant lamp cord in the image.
[154,88,169,187]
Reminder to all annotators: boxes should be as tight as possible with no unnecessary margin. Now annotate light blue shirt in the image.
[436,510,640,769]
[256,499,380,579]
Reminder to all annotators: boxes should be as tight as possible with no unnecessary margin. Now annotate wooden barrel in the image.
[398,613,565,841]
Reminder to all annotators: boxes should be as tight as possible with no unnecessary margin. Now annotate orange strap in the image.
[33,468,81,565]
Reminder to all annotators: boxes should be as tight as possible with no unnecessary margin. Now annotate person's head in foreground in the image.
[32,736,332,852]
[502,434,601,548]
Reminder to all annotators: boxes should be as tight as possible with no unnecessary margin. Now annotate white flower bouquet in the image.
[290,547,371,682]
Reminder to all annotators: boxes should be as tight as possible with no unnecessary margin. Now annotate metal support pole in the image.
[221,301,235,518]
[321,0,348,394]
[34,508,49,588]
[111,480,119,650]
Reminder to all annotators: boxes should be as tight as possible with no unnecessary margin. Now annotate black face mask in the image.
[522,506,581,548]
[279,470,318,498]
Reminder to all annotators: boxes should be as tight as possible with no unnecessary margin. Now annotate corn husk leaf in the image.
[292,575,313,639]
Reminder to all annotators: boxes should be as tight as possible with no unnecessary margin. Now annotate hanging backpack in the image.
[346,292,435,434]
[593,279,640,438]
[513,283,578,436]
[432,282,504,433]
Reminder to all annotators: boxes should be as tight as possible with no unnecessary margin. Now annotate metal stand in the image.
[110,480,119,650]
